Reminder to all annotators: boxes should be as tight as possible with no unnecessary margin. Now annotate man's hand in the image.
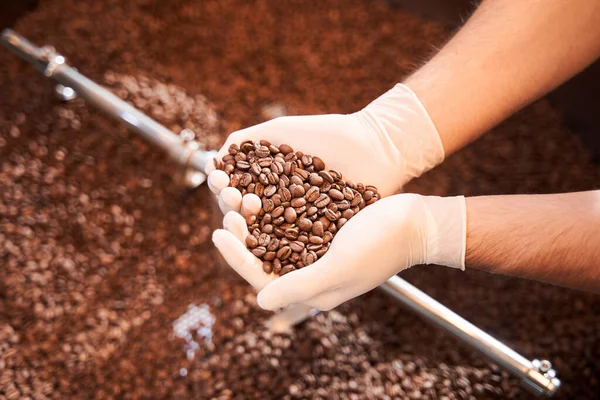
[206,84,445,216]
[212,194,466,311]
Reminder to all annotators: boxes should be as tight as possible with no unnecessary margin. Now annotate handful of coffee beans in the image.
[215,140,380,276]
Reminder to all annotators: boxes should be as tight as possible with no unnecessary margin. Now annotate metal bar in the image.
[1,29,215,173]
[380,276,560,396]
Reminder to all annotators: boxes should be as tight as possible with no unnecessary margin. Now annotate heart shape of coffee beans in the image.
[216,140,380,276]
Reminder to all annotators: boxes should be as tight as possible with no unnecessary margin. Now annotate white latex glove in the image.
[206,83,445,215]
[212,193,466,311]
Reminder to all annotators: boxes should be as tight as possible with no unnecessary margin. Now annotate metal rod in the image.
[380,276,560,396]
[1,29,215,174]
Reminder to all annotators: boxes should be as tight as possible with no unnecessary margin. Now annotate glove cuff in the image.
[421,195,467,270]
[358,83,445,186]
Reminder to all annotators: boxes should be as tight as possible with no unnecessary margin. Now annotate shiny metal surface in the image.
[1,29,216,182]
[381,276,560,396]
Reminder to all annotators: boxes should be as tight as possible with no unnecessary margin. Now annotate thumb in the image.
[212,229,274,290]
[256,257,336,311]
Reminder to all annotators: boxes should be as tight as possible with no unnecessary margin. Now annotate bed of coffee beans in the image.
[1,0,600,399]
[217,141,380,275]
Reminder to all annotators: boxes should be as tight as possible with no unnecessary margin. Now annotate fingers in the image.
[256,259,335,311]
[241,193,261,218]
[223,211,249,242]
[212,229,275,291]
[218,187,242,215]
[208,170,230,196]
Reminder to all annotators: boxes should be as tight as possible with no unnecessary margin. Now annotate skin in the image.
[466,192,600,293]
[403,0,600,291]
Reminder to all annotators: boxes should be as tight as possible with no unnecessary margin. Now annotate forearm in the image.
[466,191,600,292]
[404,0,600,155]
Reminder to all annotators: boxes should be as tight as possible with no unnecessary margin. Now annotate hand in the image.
[212,193,466,311]
[206,84,445,216]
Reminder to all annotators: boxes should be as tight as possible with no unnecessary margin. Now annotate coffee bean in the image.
[363,190,374,202]
[267,238,280,251]
[276,246,292,260]
[258,233,271,247]
[290,241,305,253]
[315,194,331,208]
[342,209,354,219]
[283,228,299,240]
[328,189,344,201]
[312,221,325,237]
[264,185,277,197]
[284,207,297,223]
[264,251,276,261]
[337,218,347,229]
[309,236,323,245]
[325,208,338,221]
[297,218,312,232]
[291,197,306,207]
[246,235,258,248]
[280,265,295,276]
[307,243,323,252]
[279,144,294,155]
[309,173,324,186]
[305,186,320,202]
[262,198,275,212]
[291,185,305,198]
[252,246,267,257]
[271,206,285,218]
[312,156,326,171]
[302,251,318,266]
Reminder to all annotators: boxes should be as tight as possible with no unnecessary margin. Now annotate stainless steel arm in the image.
[1,29,215,177]
[380,276,560,397]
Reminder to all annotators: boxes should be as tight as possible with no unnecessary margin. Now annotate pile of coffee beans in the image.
[217,141,380,275]
[2,0,600,399]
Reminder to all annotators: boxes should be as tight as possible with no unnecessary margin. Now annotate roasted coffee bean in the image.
[272,216,285,226]
[291,184,305,198]
[252,246,267,257]
[315,194,331,208]
[307,206,318,216]
[290,241,305,253]
[255,145,270,158]
[363,190,374,202]
[298,235,309,244]
[229,173,241,187]
[279,187,292,202]
[337,200,350,211]
[305,186,320,202]
[246,215,257,226]
[272,193,282,206]
[302,251,318,266]
[284,207,297,223]
[228,143,240,154]
[312,156,326,171]
[284,227,300,240]
[267,238,280,251]
[351,193,362,207]
[307,243,323,252]
[279,144,294,155]
[290,175,303,186]
[309,173,324,186]
[291,197,306,207]
[258,173,268,185]
[264,251,276,261]
[329,189,344,201]
[289,252,301,263]
[258,233,271,246]
[262,198,275,212]
[294,168,310,181]
[276,246,292,260]
[320,181,332,193]
[337,218,348,229]
[261,261,273,274]
[264,185,277,197]
[280,265,295,276]
[246,235,258,248]
[315,247,329,257]
[342,187,354,200]
[325,208,338,221]
[342,209,354,219]
[271,206,285,218]
[312,221,325,237]
[297,218,312,232]
[318,170,334,183]
[309,236,323,245]
[263,224,274,234]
